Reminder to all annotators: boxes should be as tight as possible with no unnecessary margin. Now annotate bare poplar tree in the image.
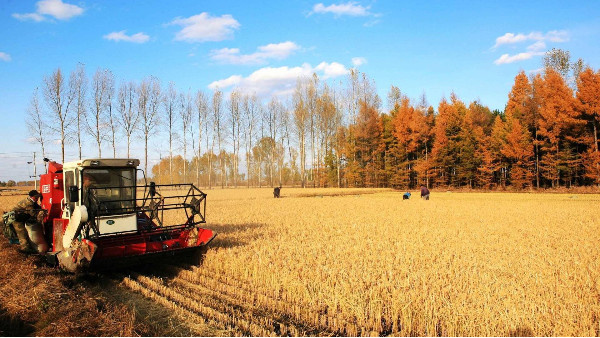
[267,96,283,187]
[317,83,341,187]
[228,90,242,187]
[69,63,87,159]
[43,68,74,163]
[164,82,178,184]
[293,78,309,188]
[275,100,289,186]
[88,68,110,157]
[307,73,319,187]
[117,81,139,158]
[280,101,294,186]
[179,91,193,183]
[187,92,196,186]
[212,89,224,188]
[387,85,402,112]
[26,88,47,169]
[104,70,116,158]
[242,94,258,187]
[195,90,209,187]
[139,76,161,175]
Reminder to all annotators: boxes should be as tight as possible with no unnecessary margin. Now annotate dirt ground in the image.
[0,189,220,337]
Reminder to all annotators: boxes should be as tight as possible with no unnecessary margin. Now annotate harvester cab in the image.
[38,158,215,272]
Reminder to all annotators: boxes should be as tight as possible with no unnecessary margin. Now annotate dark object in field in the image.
[420,186,430,200]
[403,192,411,200]
[274,186,281,198]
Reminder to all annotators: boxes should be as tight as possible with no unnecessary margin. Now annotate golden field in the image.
[124,188,600,336]
[2,187,599,336]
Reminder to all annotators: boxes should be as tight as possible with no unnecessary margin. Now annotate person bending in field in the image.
[273,186,282,198]
[11,190,45,253]
[420,186,430,200]
[402,192,411,200]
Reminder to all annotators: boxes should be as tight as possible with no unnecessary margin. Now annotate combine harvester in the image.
[37,158,215,272]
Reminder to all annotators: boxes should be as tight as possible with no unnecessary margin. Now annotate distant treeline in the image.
[0,180,35,187]
[28,49,599,189]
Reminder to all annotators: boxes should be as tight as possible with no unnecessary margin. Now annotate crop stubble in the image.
[118,189,599,335]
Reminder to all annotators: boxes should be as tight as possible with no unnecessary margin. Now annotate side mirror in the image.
[68,185,79,203]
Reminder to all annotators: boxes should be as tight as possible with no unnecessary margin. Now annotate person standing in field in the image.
[11,190,44,253]
[420,186,430,200]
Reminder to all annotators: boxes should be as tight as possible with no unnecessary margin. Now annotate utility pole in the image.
[28,152,37,190]
[33,152,37,190]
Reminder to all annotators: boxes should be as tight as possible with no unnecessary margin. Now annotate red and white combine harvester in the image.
[38,158,215,272]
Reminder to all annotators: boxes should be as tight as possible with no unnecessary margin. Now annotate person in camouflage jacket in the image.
[11,190,43,253]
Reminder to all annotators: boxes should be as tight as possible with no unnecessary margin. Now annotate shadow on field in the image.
[0,305,34,336]
[209,222,265,249]
[508,326,533,337]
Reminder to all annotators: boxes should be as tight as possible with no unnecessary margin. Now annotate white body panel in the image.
[97,213,137,234]
[63,205,88,249]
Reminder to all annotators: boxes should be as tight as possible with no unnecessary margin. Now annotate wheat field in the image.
[122,188,599,336]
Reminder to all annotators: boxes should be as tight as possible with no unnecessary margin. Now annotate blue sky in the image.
[1,0,599,181]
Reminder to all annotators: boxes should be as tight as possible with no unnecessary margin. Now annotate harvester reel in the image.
[188,196,202,215]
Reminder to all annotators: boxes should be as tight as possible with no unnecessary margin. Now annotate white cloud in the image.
[311,2,371,17]
[209,75,243,89]
[494,52,544,65]
[315,61,349,78]
[351,57,367,67]
[545,30,570,43]
[169,13,240,43]
[210,41,300,65]
[492,30,569,65]
[493,30,569,48]
[13,0,83,22]
[12,12,45,22]
[493,33,529,47]
[37,0,83,20]
[208,62,350,97]
[103,31,150,43]
[0,52,11,62]
[527,41,546,52]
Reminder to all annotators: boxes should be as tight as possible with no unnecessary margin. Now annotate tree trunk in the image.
[61,123,65,163]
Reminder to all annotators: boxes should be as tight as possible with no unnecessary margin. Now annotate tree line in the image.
[27,49,600,189]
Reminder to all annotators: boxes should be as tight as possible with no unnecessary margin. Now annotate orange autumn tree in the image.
[390,96,415,187]
[354,100,385,187]
[504,71,535,188]
[456,101,487,188]
[413,105,435,188]
[502,113,535,188]
[505,71,534,126]
[431,94,466,186]
[537,68,580,187]
[576,67,600,185]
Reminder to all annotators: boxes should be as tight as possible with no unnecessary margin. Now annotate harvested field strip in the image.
[172,273,340,336]
[120,275,234,335]
[174,265,360,336]
[123,272,276,336]
[171,279,307,336]
[132,263,340,336]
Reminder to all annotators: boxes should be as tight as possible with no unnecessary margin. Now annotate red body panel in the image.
[92,224,215,259]
[40,161,64,234]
